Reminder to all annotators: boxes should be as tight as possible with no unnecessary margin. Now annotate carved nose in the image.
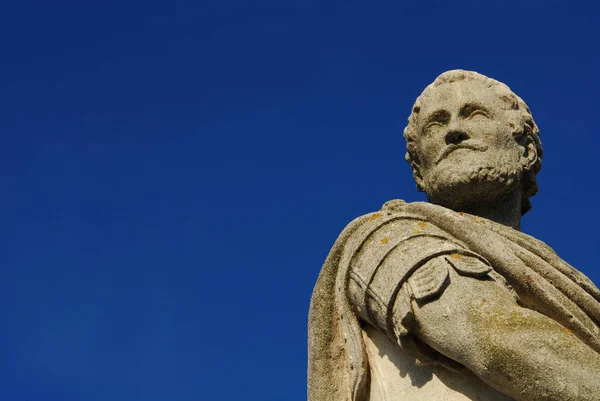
[445,130,469,145]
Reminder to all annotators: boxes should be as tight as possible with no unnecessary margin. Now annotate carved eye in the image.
[422,110,450,135]
[460,104,490,121]
[467,109,490,120]
[424,121,443,134]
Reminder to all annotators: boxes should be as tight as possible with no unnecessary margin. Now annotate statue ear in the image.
[521,132,538,171]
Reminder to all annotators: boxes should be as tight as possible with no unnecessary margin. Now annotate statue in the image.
[308,70,600,401]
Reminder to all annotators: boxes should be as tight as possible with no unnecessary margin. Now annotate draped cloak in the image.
[307,200,600,401]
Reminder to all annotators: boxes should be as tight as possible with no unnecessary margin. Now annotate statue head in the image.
[403,70,543,215]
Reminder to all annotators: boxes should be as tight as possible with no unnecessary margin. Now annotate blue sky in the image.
[1,1,598,400]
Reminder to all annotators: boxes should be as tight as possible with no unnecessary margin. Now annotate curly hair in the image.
[403,70,543,215]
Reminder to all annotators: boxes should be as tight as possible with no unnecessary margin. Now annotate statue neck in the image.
[453,189,522,231]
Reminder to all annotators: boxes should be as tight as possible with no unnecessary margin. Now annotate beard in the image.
[423,152,524,210]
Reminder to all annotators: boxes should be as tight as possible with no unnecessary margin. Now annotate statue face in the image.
[415,80,526,207]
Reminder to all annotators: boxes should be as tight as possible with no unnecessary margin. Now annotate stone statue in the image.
[308,70,600,401]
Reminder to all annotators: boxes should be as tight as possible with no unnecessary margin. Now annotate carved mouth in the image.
[436,143,489,165]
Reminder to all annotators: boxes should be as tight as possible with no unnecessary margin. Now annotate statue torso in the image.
[308,201,600,401]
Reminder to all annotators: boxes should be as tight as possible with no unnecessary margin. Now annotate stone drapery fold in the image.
[308,200,600,401]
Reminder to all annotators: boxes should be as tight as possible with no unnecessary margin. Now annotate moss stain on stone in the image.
[368,213,383,222]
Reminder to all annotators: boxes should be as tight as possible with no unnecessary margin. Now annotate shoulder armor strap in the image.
[408,257,450,301]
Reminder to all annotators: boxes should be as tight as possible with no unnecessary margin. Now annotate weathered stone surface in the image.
[308,70,600,401]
